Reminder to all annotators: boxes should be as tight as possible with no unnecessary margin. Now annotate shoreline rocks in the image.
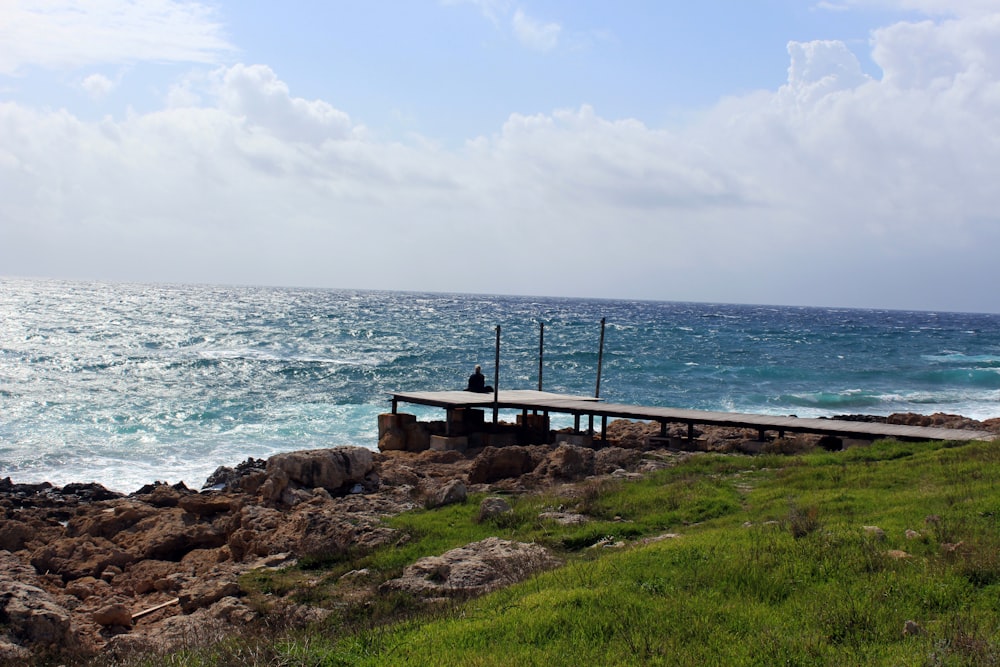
[1,413,997,662]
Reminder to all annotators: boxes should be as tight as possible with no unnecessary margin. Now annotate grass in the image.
[83,438,1000,666]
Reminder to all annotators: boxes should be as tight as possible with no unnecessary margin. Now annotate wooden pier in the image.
[388,389,994,444]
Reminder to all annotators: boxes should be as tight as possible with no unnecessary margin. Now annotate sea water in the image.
[2,278,999,492]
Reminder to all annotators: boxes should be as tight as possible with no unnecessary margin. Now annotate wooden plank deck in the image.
[389,389,994,443]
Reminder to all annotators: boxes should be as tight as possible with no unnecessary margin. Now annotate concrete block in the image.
[404,422,431,452]
[378,413,416,439]
[517,413,550,431]
[430,435,468,453]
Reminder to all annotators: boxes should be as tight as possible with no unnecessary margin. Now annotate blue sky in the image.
[2,1,1000,312]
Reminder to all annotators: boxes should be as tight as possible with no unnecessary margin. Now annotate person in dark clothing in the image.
[466,364,493,393]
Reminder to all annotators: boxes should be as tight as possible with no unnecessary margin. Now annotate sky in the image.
[2,1,1000,313]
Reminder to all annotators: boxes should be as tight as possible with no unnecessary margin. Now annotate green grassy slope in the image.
[109,439,1000,666]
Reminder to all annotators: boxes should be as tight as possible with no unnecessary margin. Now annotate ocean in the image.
[2,278,999,492]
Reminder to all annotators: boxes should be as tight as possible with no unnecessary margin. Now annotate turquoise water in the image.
[2,278,999,491]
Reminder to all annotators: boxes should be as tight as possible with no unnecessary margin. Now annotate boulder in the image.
[208,596,257,625]
[0,551,79,652]
[427,479,467,508]
[0,518,34,552]
[538,511,588,526]
[111,559,177,595]
[201,458,267,492]
[476,496,512,523]
[178,574,241,613]
[65,576,112,601]
[131,482,191,508]
[594,447,642,475]
[178,493,238,516]
[225,495,400,562]
[112,508,226,561]
[67,500,157,539]
[30,535,133,582]
[539,445,595,480]
[0,578,77,649]
[92,601,133,628]
[261,447,376,504]
[380,537,559,597]
[468,446,544,484]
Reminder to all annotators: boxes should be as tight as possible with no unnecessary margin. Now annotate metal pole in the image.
[595,317,606,398]
[493,325,500,424]
[538,321,544,392]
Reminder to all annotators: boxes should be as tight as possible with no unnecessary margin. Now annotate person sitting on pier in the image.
[466,364,493,393]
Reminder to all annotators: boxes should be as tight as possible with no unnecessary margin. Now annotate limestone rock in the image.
[92,601,133,628]
[0,518,34,552]
[112,559,178,595]
[594,447,642,474]
[538,444,595,480]
[0,636,31,662]
[538,511,588,526]
[381,537,559,597]
[476,496,512,522]
[261,447,376,504]
[209,596,257,625]
[131,482,191,508]
[112,507,226,561]
[178,492,238,516]
[468,446,545,484]
[201,458,267,492]
[178,574,241,613]
[142,607,229,654]
[427,479,467,508]
[67,500,157,539]
[30,535,134,582]
[0,578,77,648]
[65,576,112,601]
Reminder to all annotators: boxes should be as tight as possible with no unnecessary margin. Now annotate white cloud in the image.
[80,73,115,99]
[511,9,562,51]
[872,12,1000,87]
[786,40,871,103]
[213,64,358,144]
[2,8,1000,311]
[818,0,998,17]
[0,0,234,75]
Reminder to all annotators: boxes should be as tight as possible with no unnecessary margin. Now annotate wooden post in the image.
[493,325,500,424]
[595,317,606,398]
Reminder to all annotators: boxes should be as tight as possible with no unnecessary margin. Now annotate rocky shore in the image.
[2,413,997,663]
